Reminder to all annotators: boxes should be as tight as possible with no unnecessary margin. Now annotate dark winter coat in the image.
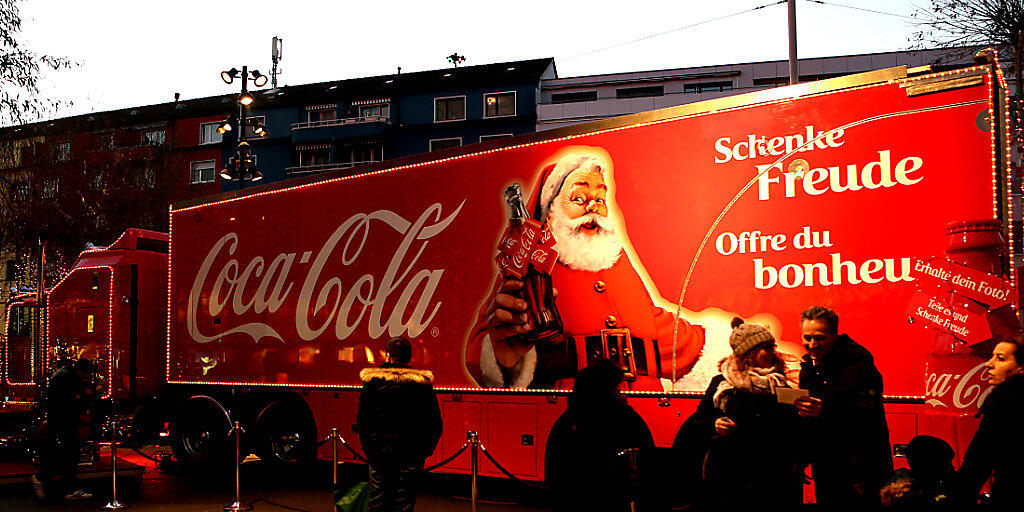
[955,372,1024,506]
[674,373,804,506]
[798,333,891,503]
[45,365,88,428]
[356,363,442,463]
[545,399,654,512]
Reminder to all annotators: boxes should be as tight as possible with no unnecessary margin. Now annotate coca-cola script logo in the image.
[511,224,538,270]
[924,362,994,410]
[186,201,464,344]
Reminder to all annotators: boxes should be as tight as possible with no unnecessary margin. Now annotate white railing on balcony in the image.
[285,160,383,174]
[291,116,389,130]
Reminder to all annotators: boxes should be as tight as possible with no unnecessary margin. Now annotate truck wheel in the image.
[254,400,316,464]
[169,396,233,467]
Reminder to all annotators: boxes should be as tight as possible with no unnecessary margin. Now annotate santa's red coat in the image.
[465,251,705,390]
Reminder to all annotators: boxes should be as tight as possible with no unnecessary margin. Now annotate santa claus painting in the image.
[465,146,707,390]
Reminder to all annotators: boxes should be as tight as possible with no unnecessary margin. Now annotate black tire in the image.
[169,396,233,468]
[253,400,316,464]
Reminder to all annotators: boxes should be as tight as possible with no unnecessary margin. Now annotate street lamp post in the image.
[219,66,269,191]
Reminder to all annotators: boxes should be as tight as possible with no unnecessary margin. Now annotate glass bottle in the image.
[503,183,563,345]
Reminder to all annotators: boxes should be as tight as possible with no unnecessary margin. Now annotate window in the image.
[142,129,166,146]
[684,81,734,94]
[359,104,390,119]
[551,91,597,104]
[8,305,30,337]
[41,179,58,199]
[753,73,844,87]
[244,116,266,138]
[434,96,466,122]
[350,142,381,164]
[484,92,516,118]
[0,139,27,169]
[298,148,331,167]
[190,160,216,184]
[308,109,337,123]
[338,142,382,165]
[429,138,461,152]
[136,167,157,187]
[4,260,17,281]
[480,134,512,143]
[53,141,70,162]
[98,131,114,149]
[200,122,223,144]
[616,85,664,99]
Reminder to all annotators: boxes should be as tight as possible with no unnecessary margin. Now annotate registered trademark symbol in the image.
[431,327,440,337]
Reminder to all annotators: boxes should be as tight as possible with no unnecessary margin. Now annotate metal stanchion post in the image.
[224,421,252,512]
[102,416,127,510]
[467,431,479,512]
[618,448,640,512]
[330,428,339,487]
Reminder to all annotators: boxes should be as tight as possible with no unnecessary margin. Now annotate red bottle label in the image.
[498,219,549,278]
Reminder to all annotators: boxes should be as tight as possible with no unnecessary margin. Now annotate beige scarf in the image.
[713,355,788,411]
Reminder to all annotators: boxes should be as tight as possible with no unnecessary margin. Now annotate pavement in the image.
[0,447,552,512]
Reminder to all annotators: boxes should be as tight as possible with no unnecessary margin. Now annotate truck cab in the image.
[1,229,168,411]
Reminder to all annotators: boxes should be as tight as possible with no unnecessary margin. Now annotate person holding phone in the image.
[688,318,805,506]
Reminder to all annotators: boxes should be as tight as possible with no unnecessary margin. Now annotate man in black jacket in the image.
[357,337,442,512]
[33,358,94,500]
[794,306,891,506]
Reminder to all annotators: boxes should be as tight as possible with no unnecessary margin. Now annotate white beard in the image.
[548,202,623,272]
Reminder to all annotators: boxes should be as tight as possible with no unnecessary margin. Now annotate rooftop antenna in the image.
[271,36,284,88]
[447,53,465,68]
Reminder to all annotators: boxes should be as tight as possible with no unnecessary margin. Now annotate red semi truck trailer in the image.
[2,54,1019,490]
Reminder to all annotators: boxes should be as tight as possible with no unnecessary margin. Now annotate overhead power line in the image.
[561,0,786,61]
[804,0,918,21]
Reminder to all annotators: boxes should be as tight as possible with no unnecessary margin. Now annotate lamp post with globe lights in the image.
[217,66,269,192]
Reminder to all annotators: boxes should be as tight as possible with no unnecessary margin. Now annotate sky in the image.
[17,0,930,120]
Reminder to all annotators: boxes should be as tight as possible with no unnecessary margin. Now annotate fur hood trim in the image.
[360,367,434,384]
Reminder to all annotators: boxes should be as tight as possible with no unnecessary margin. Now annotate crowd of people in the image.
[358,306,1023,510]
[546,306,1023,509]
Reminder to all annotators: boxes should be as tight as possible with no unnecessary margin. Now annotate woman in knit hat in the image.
[676,318,806,507]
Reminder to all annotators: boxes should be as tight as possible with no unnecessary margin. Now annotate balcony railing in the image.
[285,160,383,174]
[291,116,389,130]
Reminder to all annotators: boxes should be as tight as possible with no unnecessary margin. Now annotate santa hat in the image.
[532,153,610,222]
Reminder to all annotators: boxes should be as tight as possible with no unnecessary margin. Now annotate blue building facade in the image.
[219,58,556,190]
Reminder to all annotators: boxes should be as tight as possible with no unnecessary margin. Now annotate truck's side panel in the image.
[169,65,1006,398]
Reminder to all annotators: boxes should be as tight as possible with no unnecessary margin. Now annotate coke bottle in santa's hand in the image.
[495,183,563,345]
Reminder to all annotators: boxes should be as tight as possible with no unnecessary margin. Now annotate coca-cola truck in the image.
[2,53,1018,490]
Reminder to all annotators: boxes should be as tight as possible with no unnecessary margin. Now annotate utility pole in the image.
[788,0,798,85]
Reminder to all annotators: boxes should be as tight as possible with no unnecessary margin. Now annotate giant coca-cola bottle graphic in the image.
[924,219,1020,413]
[497,183,564,345]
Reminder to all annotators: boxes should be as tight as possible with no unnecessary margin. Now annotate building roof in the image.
[0,57,557,138]
[541,48,974,86]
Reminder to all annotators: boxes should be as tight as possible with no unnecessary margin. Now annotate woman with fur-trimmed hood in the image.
[357,337,442,512]
[676,318,805,507]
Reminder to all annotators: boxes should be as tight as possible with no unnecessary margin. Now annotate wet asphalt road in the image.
[0,448,551,512]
